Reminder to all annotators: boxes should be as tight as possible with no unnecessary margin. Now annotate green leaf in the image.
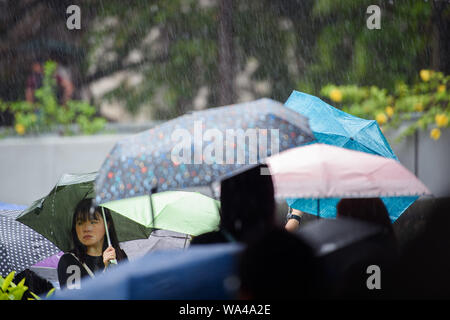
[46,288,56,298]
[29,291,42,300]
[9,286,28,300]
[0,292,9,300]
[1,271,15,292]
[17,277,26,288]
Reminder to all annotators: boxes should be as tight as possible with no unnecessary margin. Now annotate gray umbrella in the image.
[0,209,60,277]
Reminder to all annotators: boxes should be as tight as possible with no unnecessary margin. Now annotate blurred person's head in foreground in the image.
[220,163,276,243]
[333,198,401,298]
[238,228,319,299]
[393,198,450,298]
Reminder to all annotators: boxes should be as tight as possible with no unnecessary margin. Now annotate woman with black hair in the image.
[57,198,127,289]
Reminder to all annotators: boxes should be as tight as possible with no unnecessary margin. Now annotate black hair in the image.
[336,198,394,234]
[219,164,276,242]
[71,198,127,264]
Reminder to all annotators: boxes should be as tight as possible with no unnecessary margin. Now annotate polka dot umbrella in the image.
[0,209,60,277]
[94,98,315,205]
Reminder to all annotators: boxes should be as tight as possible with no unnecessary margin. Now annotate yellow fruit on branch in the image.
[413,102,424,112]
[438,85,446,93]
[385,106,394,117]
[14,123,26,135]
[435,114,449,128]
[329,88,343,103]
[420,69,431,82]
[430,128,441,140]
[376,113,387,125]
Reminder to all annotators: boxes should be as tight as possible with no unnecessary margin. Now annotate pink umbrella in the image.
[266,143,431,199]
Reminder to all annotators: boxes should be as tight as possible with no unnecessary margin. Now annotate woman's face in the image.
[75,212,106,248]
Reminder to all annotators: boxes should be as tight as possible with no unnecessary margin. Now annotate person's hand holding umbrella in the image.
[102,246,116,268]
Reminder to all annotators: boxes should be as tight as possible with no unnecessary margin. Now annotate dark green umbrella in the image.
[16,172,153,252]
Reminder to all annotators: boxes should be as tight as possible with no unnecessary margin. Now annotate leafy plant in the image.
[320,70,449,142]
[0,60,106,137]
[0,271,56,300]
[0,271,28,300]
[29,288,55,300]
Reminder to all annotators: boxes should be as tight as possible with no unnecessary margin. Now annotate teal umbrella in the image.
[16,172,153,253]
[284,91,417,221]
[101,191,220,236]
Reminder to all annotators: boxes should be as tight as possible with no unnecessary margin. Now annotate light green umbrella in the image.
[101,191,221,236]
[16,172,153,252]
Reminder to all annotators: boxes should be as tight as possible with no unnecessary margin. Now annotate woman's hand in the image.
[103,246,116,267]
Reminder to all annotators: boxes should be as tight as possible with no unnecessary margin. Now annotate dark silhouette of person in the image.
[330,198,399,299]
[190,164,276,245]
[336,198,394,234]
[238,228,320,299]
[391,198,450,299]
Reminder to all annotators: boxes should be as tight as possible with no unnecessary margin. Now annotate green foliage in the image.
[28,288,55,300]
[0,60,106,137]
[0,271,56,300]
[83,0,443,120]
[0,272,28,300]
[320,70,450,142]
[305,0,432,92]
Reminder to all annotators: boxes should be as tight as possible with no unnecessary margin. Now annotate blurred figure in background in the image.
[25,60,44,105]
[25,59,74,106]
[191,164,276,244]
[337,198,395,239]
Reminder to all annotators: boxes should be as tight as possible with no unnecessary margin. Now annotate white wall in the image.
[0,134,131,205]
[386,127,450,200]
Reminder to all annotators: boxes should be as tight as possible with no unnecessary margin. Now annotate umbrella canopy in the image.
[101,191,220,236]
[284,90,417,219]
[0,209,60,277]
[51,243,243,300]
[94,98,315,204]
[16,172,153,252]
[267,144,431,221]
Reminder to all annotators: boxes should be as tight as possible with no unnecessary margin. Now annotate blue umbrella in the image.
[51,243,243,300]
[284,90,417,221]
